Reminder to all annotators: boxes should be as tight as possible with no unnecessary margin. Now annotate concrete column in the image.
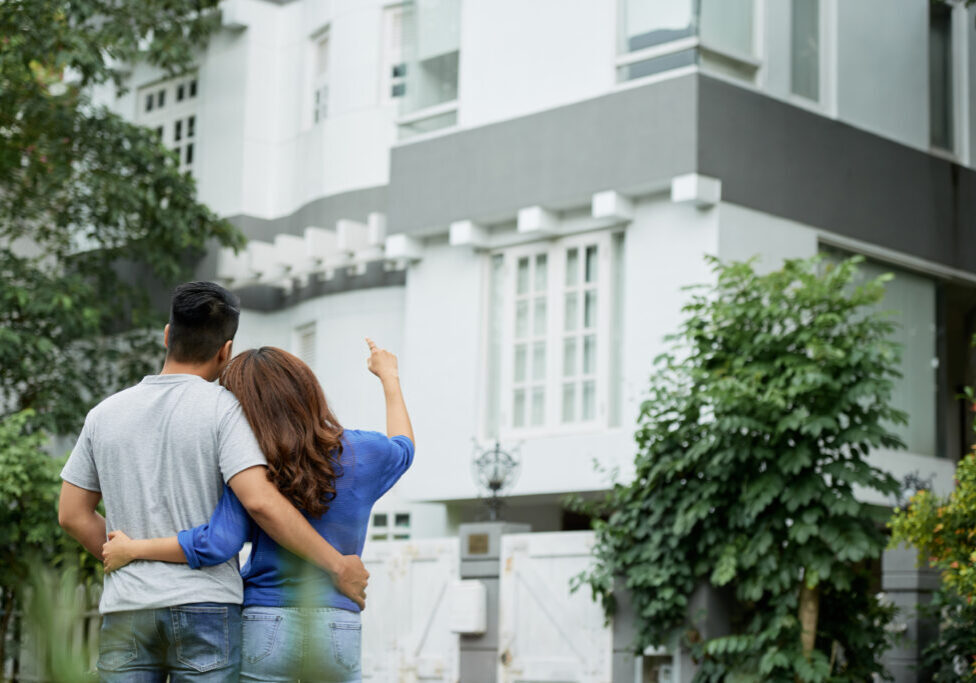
[457,522,531,683]
[882,547,939,683]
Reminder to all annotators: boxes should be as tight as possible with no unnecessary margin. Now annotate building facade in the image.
[98,0,976,541]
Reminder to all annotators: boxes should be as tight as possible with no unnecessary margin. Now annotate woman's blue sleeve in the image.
[177,485,251,569]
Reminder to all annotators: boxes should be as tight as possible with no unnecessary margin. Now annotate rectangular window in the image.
[790,0,819,101]
[177,84,185,101]
[399,0,460,137]
[145,94,154,112]
[189,79,197,97]
[157,89,165,108]
[498,233,615,434]
[312,30,331,123]
[930,2,954,151]
[187,115,195,138]
[184,143,194,166]
[617,0,755,83]
[382,5,407,103]
[174,120,182,142]
[295,322,317,370]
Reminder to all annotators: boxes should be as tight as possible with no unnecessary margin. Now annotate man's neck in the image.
[160,359,216,381]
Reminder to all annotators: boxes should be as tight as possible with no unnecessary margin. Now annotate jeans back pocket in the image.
[330,621,362,673]
[171,605,230,673]
[98,612,138,671]
[242,612,283,665]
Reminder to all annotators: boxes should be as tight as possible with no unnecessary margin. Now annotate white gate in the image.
[361,538,460,682]
[497,531,612,683]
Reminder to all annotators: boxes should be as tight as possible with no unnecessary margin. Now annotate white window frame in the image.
[380,3,407,105]
[310,27,331,125]
[293,321,317,371]
[496,231,614,439]
[787,0,837,117]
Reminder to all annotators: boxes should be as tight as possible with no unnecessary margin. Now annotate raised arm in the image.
[58,482,106,561]
[228,466,368,609]
[366,338,414,445]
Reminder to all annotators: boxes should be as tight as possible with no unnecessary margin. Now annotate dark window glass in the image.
[145,94,153,112]
[394,513,410,528]
[185,143,194,165]
[154,126,163,139]
[174,120,182,142]
[392,63,406,78]
[391,83,406,98]
[187,116,195,138]
[930,3,953,150]
[189,79,197,97]
[177,84,185,101]
[373,513,388,527]
[157,90,165,108]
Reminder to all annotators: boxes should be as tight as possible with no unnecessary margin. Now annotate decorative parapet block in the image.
[385,234,423,269]
[591,190,634,223]
[449,220,488,248]
[671,173,721,208]
[516,206,558,235]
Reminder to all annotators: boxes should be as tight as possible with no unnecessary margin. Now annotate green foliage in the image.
[0,0,245,434]
[889,406,976,679]
[577,256,903,681]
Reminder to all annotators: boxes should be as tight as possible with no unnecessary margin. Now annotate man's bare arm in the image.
[228,466,369,609]
[58,482,106,561]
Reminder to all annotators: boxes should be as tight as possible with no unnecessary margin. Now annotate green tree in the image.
[889,433,976,680]
[0,0,244,435]
[578,256,903,681]
[0,410,100,671]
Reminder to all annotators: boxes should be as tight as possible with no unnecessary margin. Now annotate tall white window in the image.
[381,5,407,104]
[929,2,954,151]
[617,0,756,83]
[313,29,331,124]
[294,322,317,370]
[497,233,615,435]
[137,74,199,174]
[790,0,820,101]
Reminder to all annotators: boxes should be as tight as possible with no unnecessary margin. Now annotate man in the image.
[58,282,368,681]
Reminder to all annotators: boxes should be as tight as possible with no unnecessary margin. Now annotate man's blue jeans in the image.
[98,603,241,682]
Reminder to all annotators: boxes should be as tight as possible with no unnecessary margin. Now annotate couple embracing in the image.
[58,281,414,681]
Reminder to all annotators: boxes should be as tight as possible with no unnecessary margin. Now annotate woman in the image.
[102,338,413,682]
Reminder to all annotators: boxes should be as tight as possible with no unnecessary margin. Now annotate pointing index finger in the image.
[366,337,378,352]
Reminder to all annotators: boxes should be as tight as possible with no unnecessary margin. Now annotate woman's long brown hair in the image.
[219,347,343,517]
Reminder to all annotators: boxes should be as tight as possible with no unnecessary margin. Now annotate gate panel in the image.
[362,538,460,683]
[497,531,611,683]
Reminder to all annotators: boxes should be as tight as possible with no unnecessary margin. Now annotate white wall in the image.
[457,0,616,128]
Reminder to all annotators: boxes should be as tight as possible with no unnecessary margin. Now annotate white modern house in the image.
[96,0,976,544]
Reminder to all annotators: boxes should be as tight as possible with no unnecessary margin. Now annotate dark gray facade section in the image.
[225,185,389,243]
[697,76,976,275]
[233,260,406,312]
[388,75,699,234]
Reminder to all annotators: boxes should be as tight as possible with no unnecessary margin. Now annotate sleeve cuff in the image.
[177,529,202,569]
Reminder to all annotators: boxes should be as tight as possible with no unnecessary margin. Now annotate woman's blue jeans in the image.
[240,606,362,682]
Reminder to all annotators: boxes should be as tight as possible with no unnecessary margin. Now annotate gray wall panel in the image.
[388,75,699,234]
[225,185,389,243]
[698,76,976,274]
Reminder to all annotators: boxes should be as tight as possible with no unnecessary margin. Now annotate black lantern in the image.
[471,440,521,521]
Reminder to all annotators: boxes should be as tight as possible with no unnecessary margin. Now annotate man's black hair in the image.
[167,282,241,364]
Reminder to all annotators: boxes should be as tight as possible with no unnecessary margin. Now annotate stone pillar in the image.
[611,582,640,683]
[882,547,939,683]
[457,522,531,683]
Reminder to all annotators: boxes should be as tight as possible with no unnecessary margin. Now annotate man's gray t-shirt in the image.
[61,374,266,614]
